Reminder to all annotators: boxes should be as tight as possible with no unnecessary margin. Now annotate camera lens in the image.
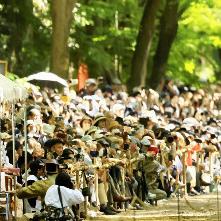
[124,143,129,150]
[58,164,68,169]
[167,136,174,143]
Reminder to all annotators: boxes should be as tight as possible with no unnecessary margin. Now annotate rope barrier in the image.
[65,156,143,175]
[183,196,213,212]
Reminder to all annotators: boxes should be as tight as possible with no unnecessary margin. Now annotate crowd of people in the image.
[1,78,221,220]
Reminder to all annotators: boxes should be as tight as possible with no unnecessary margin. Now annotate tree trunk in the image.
[148,0,179,89]
[128,0,161,90]
[50,0,75,79]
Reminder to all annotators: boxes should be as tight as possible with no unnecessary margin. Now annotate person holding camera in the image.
[16,159,59,201]
[142,145,167,203]
[44,138,65,160]
[23,159,46,213]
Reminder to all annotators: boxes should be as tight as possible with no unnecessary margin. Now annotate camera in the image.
[124,143,130,150]
[55,116,64,122]
[75,153,84,161]
[74,147,84,161]
[166,135,174,143]
[58,163,69,170]
[90,150,98,158]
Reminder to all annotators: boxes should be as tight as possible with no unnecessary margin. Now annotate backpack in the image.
[32,206,74,221]
[32,186,75,221]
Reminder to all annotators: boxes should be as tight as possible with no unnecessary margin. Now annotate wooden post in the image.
[24,104,28,187]
[160,148,166,189]
[75,170,80,218]
[209,152,213,177]
[209,152,212,176]
[121,167,125,210]
[103,169,108,194]
[196,152,200,173]
[94,158,99,206]
[11,103,17,219]
[76,171,80,189]
[209,152,214,193]
[182,152,187,195]
[128,150,132,175]
[201,152,204,164]
[83,171,87,217]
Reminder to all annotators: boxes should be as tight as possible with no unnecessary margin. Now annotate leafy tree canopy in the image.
[0,0,221,87]
[70,0,142,82]
[167,0,221,86]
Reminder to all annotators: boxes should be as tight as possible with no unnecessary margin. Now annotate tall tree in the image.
[148,0,179,89]
[0,0,34,74]
[50,0,76,78]
[70,0,141,84]
[128,0,161,90]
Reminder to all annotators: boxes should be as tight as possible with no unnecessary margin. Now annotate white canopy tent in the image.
[0,74,27,102]
[0,74,28,219]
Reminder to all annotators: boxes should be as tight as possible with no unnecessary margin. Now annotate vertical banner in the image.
[77,63,89,91]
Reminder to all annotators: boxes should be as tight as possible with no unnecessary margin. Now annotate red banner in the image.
[77,63,89,91]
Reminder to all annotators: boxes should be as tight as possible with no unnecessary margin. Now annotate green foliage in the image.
[7,72,20,80]
[0,0,51,76]
[70,0,142,82]
[167,0,221,85]
[0,0,221,87]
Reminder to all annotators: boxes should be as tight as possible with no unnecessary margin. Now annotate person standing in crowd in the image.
[23,159,46,213]
[44,138,64,160]
[5,140,23,168]
[142,148,167,202]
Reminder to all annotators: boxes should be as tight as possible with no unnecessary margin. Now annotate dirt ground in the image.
[2,192,221,221]
[88,193,220,221]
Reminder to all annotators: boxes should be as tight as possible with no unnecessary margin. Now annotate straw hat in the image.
[80,116,92,127]
[86,126,98,135]
[93,115,107,126]
[109,121,122,131]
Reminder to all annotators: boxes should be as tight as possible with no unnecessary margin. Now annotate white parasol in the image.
[183,117,200,127]
[27,72,68,87]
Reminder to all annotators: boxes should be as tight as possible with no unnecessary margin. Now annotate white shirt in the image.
[45,185,84,208]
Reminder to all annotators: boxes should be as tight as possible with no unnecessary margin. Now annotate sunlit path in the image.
[87,193,220,221]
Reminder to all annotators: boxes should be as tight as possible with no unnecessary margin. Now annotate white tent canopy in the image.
[0,74,27,102]
[27,72,68,87]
